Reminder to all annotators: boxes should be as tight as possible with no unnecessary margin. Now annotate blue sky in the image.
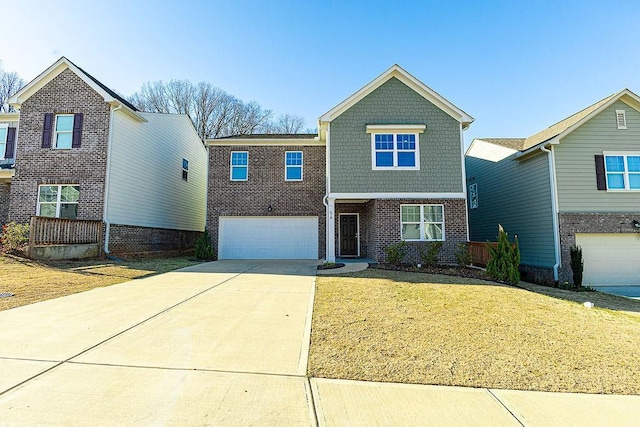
[3,0,640,144]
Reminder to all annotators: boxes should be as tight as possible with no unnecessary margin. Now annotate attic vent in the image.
[616,110,627,129]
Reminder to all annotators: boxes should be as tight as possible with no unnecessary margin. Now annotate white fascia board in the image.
[207,139,325,146]
[319,64,474,127]
[0,169,15,181]
[366,124,426,133]
[516,137,560,159]
[329,192,466,199]
[0,112,19,122]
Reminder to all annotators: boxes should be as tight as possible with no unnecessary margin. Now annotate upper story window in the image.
[400,204,445,241]
[182,158,189,181]
[42,113,83,149]
[605,154,640,190]
[285,151,303,181]
[37,185,80,219]
[366,124,425,170]
[0,125,7,159]
[230,151,248,181]
[54,115,74,149]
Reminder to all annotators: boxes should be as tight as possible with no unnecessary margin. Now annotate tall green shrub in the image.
[570,245,584,289]
[417,241,443,267]
[454,242,472,266]
[486,225,520,284]
[194,228,216,260]
[384,241,408,266]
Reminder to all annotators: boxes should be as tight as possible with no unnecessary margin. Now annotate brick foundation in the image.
[0,183,10,225]
[519,264,555,286]
[108,224,201,255]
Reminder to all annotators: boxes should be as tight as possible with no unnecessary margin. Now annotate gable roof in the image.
[9,57,143,121]
[318,64,474,129]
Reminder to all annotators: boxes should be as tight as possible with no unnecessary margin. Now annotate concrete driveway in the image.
[0,260,317,425]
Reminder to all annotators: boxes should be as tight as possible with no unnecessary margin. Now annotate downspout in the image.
[540,145,560,281]
[103,104,122,254]
[460,122,470,241]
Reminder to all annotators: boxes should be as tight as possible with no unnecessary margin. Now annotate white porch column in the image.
[326,197,336,262]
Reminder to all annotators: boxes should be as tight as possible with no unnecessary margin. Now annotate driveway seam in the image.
[0,261,268,398]
[487,388,526,426]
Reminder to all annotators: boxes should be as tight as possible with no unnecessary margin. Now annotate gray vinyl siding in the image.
[466,152,556,268]
[330,77,463,193]
[107,111,207,231]
[555,100,640,212]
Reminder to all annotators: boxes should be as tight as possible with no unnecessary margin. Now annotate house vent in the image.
[616,110,627,129]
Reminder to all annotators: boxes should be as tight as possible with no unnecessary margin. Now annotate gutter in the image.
[103,103,123,254]
[540,145,561,281]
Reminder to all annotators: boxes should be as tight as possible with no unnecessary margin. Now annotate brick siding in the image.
[108,225,201,255]
[206,145,326,257]
[558,213,640,283]
[335,203,369,257]
[8,68,110,223]
[0,183,10,225]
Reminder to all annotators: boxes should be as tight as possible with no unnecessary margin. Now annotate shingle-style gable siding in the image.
[330,77,463,193]
[466,151,556,269]
[8,68,110,223]
[554,100,640,212]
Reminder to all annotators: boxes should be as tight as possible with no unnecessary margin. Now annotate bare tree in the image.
[0,62,24,113]
[266,113,307,134]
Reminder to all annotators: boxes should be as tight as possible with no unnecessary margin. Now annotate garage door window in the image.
[230,151,248,181]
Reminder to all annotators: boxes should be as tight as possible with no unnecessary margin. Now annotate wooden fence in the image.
[29,216,103,256]
[468,241,517,267]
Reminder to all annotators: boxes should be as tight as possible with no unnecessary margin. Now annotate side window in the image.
[182,158,189,181]
[230,151,248,181]
[37,185,80,219]
[0,125,7,159]
[42,113,83,149]
[54,114,74,149]
[285,151,303,181]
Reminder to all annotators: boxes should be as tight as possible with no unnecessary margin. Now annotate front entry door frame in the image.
[339,213,360,257]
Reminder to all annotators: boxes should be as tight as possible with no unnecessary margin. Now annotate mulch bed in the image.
[372,263,492,281]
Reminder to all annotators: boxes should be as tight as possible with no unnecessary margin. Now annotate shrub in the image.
[486,225,520,284]
[194,228,216,260]
[384,241,408,266]
[454,242,472,266]
[417,241,443,267]
[0,222,30,253]
[570,245,584,289]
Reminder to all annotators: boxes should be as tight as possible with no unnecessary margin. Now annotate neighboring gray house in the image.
[6,57,207,255]
[207,65,474,263]
[466,89,640,286]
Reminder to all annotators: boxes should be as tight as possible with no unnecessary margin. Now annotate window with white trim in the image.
[616,110,627,130]
[401,204,444,241]
[37,185,80,219]
[372,133,419,169]
[54,114,74,149]
[0,124,7,159]
[230,151,248,181]
[285,151,303,181]
[182,158,189,181]
[605,154,640,190]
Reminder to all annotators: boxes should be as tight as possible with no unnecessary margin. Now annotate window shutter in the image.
[72,113,83,148]
[42,113,53,148]
[595,155,606,190]
[4,127,16,159]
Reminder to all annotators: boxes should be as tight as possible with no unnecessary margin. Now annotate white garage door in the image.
[218,216,318,259]
[575,233,640,286]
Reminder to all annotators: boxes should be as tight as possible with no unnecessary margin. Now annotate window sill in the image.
[373,166,420,171]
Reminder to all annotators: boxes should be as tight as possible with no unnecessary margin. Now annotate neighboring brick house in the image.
[0,112,19,225]
[466,89,640,286]
[207,65,474,263]
[6,57,207,255]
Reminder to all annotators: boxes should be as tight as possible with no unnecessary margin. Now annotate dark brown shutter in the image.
[42,113,53,148]
[4,127,16,159]
[72,113,83,148]
[595,155,606,190]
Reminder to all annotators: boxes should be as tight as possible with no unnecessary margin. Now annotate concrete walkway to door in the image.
[0,260,318,425]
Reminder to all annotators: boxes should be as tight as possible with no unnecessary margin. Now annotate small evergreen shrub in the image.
[417,241,443,267]
[194,228,216,260]
[570,244,584,289]
[486,225,520,284]
[384,241,408,266]
[454,242,472,266]
[0,222,29,253]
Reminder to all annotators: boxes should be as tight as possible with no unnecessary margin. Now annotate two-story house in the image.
[0,112,19,225]
[466,89,640,286]
[207,65,474,263]
[6,57,207,255]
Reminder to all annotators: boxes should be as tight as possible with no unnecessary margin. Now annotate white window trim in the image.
[370,133,421,170]
[36,184,80,218]
[603,152,640,191]
[230,151,248,181]
[0,123,7,160]
[616,110,627,130]
[54,114,74,149]
[285,151,303,181]
[400,204,445,242]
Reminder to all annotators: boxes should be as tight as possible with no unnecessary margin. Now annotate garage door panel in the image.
[575,233,640,286]
[219,217,318,260]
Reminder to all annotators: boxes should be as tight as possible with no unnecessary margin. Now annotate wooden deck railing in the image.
[29,216,103,255]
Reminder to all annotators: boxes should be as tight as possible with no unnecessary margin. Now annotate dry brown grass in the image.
[0,254,202,311]
[309,268,640,394]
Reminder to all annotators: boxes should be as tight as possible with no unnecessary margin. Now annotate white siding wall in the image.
[107,111,207,231]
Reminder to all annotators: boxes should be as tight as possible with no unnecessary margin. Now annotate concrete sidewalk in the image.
[1,259,639,426]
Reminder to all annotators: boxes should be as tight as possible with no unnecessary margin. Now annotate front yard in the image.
[0,255,202,311]
[309,268,640,395]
